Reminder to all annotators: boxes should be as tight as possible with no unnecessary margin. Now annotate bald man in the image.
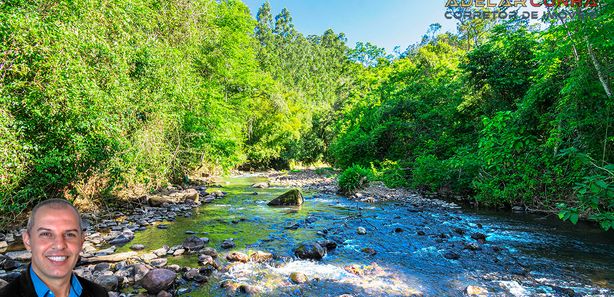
[0,199,107,297]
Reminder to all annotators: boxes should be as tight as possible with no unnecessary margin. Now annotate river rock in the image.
[114,266,134,281]
[182,235,205,251]
[465,285,488,296]
[249,251,273,263]
[551,286,576,296]
[226,252,249,263]
[357,227,367,235]
[318,240,337,251]
[150,258,168,268]
[239,284,261,295]
[157,290,172,297]
[147,196,173,207]
[453,227,465,235]
[221,239,236,249]
[5,233,14,242]
[140,269,176,294]
[221,280,241,294]
[82,252,138,263]
[200,247,218,258]
[464,242,482,251]
[252,182,269,188]
[134,264,150,283]
[141,253,158,262]
[95,275,119,291]
[95,246,117,256]
[443,252,460,260]
[180,188,199,203]
[108,234,133,245]
[2,259,18,271]
[153,246,169,257]
[294,242,326,260]
[0,279,8,289]
[148,189,199,206]
[130,244,145,251]
[6,250,31,261]
[471,232,487,242]
[290,272,308,284]
[267,189,304,206]
[361,247,377,256]
[93,262,111,272]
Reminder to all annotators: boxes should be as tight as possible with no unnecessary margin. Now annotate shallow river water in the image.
[118,175,614,297]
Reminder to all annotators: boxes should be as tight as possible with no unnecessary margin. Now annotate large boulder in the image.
[140,269,176,294]
[294,242,326,260]
[268,189,304,206]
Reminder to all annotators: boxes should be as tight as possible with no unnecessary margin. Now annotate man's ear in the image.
[22,232,31,251]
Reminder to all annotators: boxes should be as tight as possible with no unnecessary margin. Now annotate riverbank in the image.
[0,171,612,296]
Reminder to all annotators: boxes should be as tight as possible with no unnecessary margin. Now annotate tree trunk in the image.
[586,38,612,99]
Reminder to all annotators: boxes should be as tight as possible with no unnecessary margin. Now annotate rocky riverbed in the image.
[0,170,612,296]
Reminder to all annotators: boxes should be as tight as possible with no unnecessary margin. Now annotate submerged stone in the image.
[443,252,460,260]
[294,242,326,260]
[221,238,236,249]
[290,272,308,284]
[268,189,304,206]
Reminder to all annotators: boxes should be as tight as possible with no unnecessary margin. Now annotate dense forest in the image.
[0,0,612,229]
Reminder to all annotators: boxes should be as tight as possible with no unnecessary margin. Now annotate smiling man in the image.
[0,199,107,297]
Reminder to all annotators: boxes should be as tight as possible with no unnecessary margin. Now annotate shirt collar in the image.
[30,265,83,297]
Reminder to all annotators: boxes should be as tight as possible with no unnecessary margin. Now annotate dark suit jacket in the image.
[0,266,108,297]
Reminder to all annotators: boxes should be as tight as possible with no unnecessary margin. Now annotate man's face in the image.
[22,206,83,284]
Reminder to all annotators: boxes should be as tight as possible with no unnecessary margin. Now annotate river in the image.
[116,175,613,296]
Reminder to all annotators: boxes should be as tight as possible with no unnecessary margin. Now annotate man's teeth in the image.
[47,256,67,261]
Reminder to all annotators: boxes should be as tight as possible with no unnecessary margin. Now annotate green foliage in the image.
[558,152,614,230]
[411,155,449,192]
[338,165,370,194]
[330,8,612,230]
[1,0,611,232]
[473,111,541,204]
[369,160,409,189]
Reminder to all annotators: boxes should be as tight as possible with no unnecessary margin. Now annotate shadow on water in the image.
[121,175,613,296]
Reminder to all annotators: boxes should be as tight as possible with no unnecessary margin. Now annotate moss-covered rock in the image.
[267,189,304,206]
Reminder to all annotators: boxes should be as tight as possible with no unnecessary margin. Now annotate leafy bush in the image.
[369,160,409,188]
[338,165,370,194]
[0,109,30,213]
[411,155,449,192]
[558,152,614,230]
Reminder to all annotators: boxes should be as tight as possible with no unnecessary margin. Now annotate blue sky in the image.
[241,0,458,54]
